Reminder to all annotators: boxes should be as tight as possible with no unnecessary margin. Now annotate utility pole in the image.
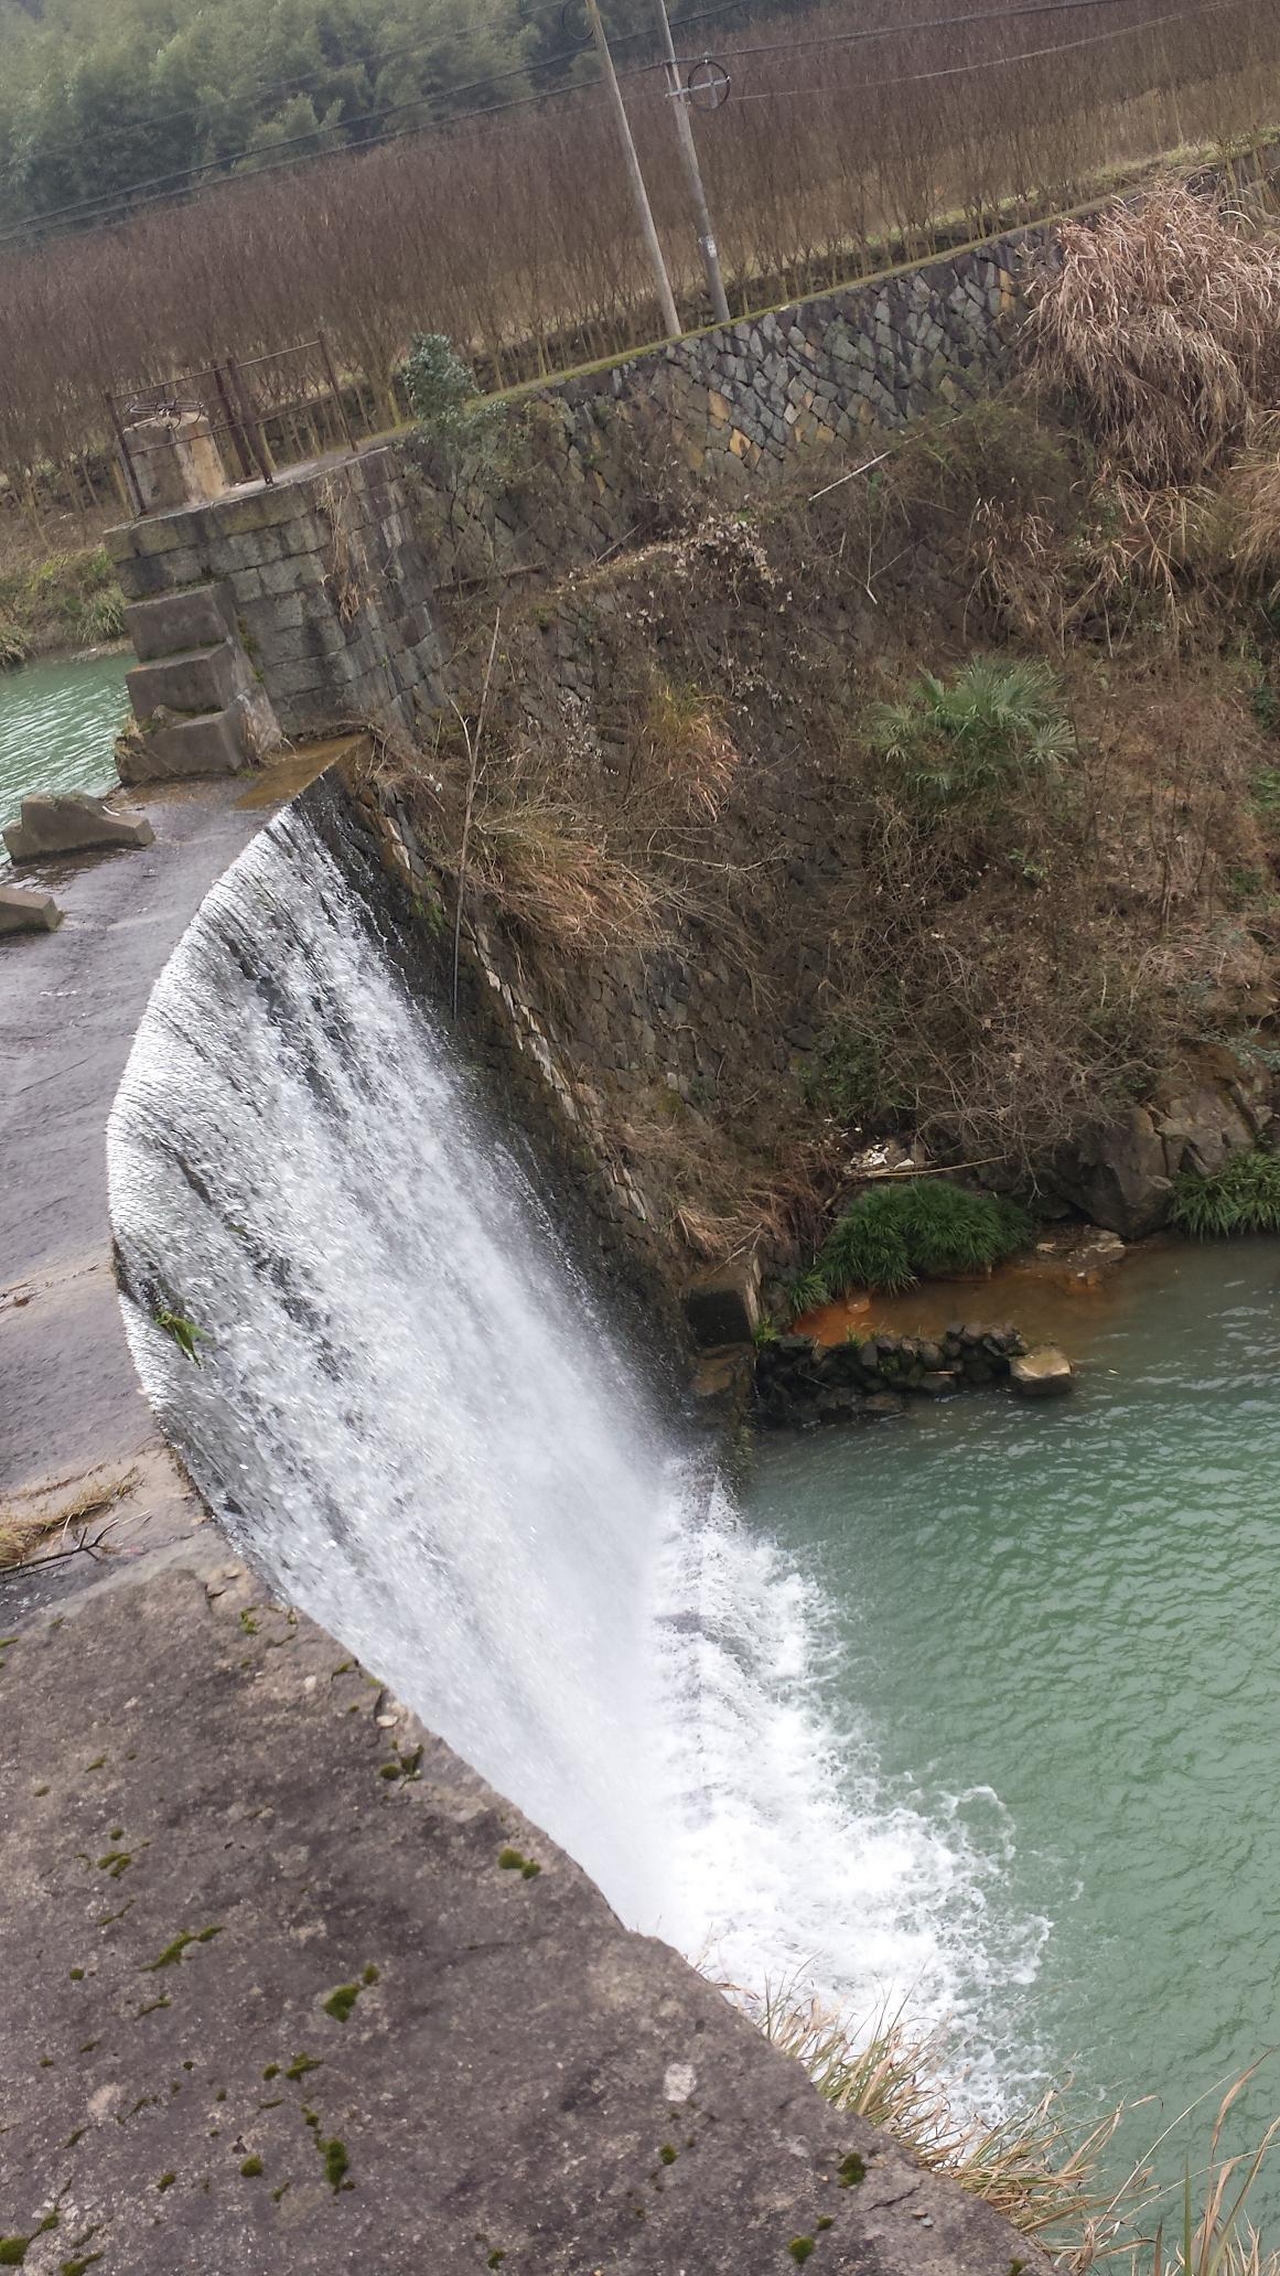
[652,0,730,326]
[583,0,680,341]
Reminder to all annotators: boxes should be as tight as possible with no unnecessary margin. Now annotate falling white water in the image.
[108,807,1043,2078]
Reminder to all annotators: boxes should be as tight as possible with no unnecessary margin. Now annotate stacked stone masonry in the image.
[407,230,1032,595]
[107,448,445,742]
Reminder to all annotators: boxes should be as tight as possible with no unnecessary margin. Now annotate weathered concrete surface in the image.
[0,764,329,1552]
[4,791,155,865]
[0,1541,1048,2275]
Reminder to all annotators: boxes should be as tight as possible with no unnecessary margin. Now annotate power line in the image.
[692,0,1217,68]
[728,0,1249,95]
[0,72,612,249]
[1,39,612,231]
[0,0,752,242]
[0,0,1252,248]
[0,0,647,187]
[0,0,747,192]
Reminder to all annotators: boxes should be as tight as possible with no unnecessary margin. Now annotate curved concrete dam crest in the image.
[0,756,1046,2275]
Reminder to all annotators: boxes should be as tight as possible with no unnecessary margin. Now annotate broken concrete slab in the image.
[0,1543,1048,2276]
[0,882,63,933]
[3,792,155,865]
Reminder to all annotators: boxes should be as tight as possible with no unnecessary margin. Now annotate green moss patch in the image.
[497,1845,541,1879]
[142,1926,222,1971]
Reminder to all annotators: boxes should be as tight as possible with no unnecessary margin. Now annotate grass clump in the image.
[756,1989,1280,2273]
[870,657,1073,809]
[1027,183,1280,488]
[468,799,664,959]
[0,546,125,662]
[784,1268,830,1323]
[819,1182,1031,1296]
[1170,1148,1280,1238]
[0,1463,134,1571]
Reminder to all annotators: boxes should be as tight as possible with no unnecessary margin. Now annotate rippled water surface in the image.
[0,651,130,857]
[745,1237,1280,2215]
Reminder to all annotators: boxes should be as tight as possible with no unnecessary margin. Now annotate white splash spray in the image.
[108,806,1043,2077]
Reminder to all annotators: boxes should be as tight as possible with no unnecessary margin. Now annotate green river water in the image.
[745,1236,1280,2232]
[0,650,130,858]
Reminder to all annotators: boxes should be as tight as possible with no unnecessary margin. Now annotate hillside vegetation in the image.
[0,0,1275,509]
[385,182,1280,1272]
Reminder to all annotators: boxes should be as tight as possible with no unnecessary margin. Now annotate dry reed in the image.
[753,1988,1280,2276]
[0,1464,135,1568]
[1027,184,1280,486]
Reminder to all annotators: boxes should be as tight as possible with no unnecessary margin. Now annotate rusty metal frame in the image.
[106,337,360,512]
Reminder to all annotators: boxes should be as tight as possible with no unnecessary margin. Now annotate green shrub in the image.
[801,1030,901,1122]
[75,586,125,645]
[785,1267,831,1320]
[820,1181,1032,1294]
[1251,766,1280,815]
[1170,1148,1280,1237]
[869,657,1073,808]
[400,333,505,463]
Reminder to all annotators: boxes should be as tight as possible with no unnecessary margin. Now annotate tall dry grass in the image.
[0,0,1276,512]
[755,1989,1280,2276]
[1028,182,1280,485]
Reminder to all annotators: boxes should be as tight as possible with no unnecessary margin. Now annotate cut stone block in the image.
[0,883,63,933]
[116,707,247,784]
[682,1253,762,1347]
[1010,1348,1074,1398]
[124,409,227,513]
[3,792,154,864]
[124,582,234,662]
[127,639,238,720]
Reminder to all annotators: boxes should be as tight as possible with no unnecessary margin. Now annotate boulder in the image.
[0,883,63,933]
[1011,1347,1074,1397]
[1151,1084,1253,1179]
[1055,1106,1173,1237]
[3,791,154,865]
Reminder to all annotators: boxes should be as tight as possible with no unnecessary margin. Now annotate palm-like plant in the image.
[870,656,1074,807]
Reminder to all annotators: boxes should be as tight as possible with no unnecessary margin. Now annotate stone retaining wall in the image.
[406,141,1279,595]
[756,1324,1029,1428]
[407,231,1031,595]
[107,448,445,741]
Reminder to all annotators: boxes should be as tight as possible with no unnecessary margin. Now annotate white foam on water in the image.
[108,808,1046,2098]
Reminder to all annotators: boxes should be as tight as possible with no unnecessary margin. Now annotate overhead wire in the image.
[0,0,1254,248]
[0,0,751,196]
[727,0,1247,97]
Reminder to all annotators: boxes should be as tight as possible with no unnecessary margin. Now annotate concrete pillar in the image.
[124,411,227,514]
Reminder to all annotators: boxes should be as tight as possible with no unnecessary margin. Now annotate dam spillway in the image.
[105,798,1025,2046]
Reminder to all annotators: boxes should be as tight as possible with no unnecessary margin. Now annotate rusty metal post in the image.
[226,353,274,486]
[212,362,254,483]
[316,330,357,457]
[104,390,146,518]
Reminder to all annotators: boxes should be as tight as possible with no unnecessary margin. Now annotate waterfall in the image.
[108,805,1040,2069]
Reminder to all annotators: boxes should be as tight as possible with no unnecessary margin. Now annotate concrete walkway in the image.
[0,753,339,1608]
